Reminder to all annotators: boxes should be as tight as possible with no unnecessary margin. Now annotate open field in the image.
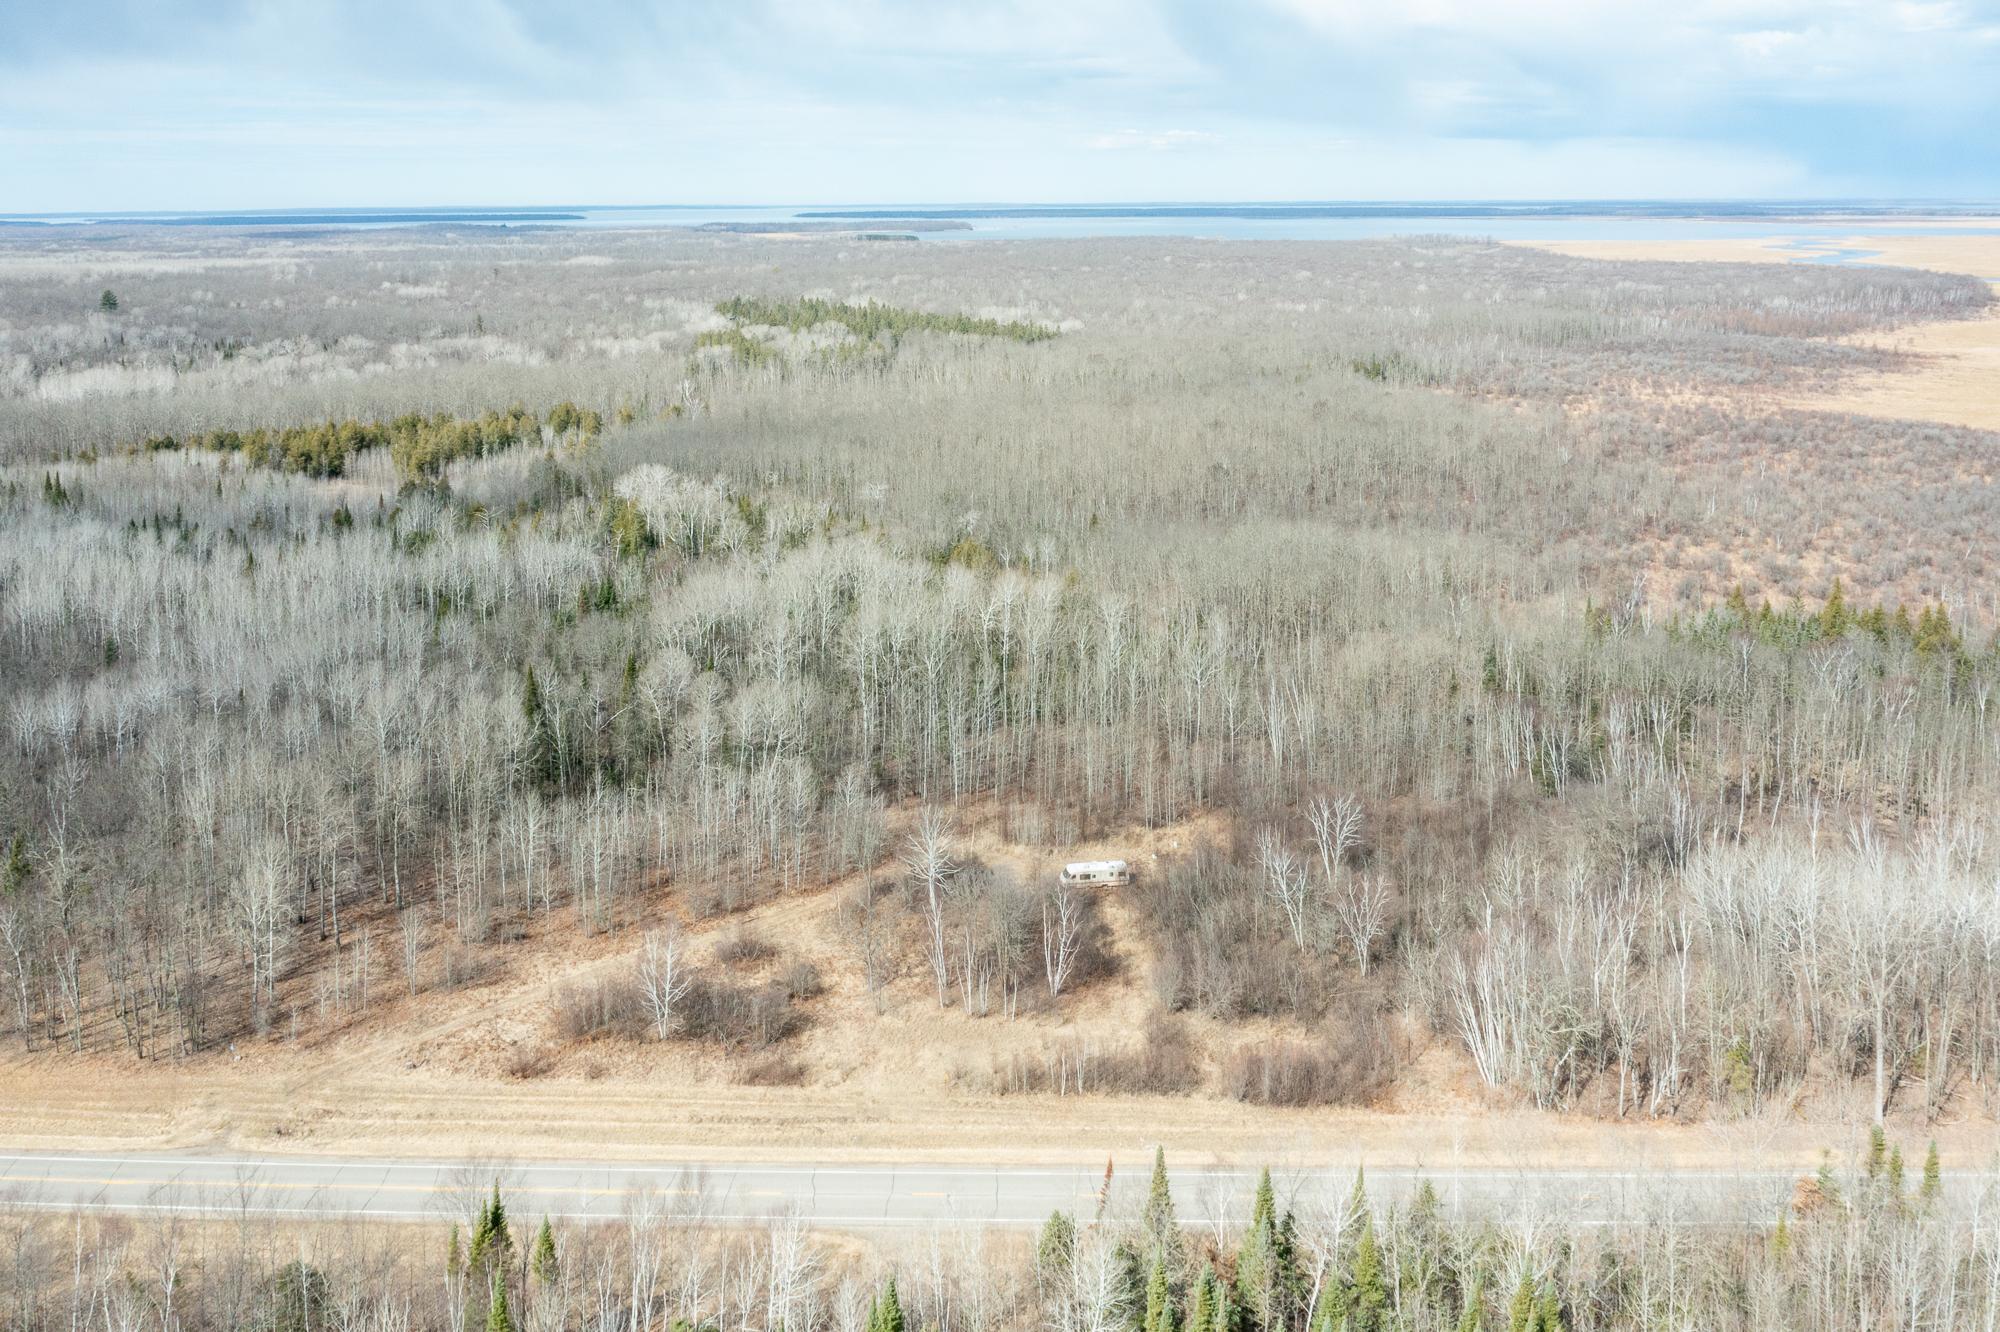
[1518,232,2000,431]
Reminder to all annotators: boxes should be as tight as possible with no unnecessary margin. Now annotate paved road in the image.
[0,1151,1884,1227]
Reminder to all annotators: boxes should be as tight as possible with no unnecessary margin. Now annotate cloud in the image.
[1,0,1996,208]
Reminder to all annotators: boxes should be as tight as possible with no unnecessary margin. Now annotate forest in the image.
[3,224,2000,1131]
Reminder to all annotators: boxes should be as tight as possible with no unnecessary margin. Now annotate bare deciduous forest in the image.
[5,224,2000,1143]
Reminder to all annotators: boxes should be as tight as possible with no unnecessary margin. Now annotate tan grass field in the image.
[1518,232,2000,431]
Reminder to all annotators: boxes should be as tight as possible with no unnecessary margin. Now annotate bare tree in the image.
[1042,883,1084,998]
[1256,829,1312,952]
[1306,794,1363,889]
[1331,875,1391,976]
[903,810,957,1007]
[636,926,693,1041]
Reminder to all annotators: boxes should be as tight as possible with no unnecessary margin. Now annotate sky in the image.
[3,0,1998,211]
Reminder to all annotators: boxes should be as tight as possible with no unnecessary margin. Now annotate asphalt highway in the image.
[0,1151,1853,1227]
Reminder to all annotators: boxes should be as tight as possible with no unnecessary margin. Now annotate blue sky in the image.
[4,0,1998,210]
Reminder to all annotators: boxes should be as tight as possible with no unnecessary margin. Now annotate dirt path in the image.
[1,1054,1961,1175]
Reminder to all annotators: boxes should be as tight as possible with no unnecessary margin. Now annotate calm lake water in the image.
[8,202,2000,249]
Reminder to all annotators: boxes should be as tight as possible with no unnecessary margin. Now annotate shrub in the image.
[552,976,646,1041]
[996,1014,1199,1097]
[678,976,805,1049]
[713,927,777,966]
[737,1053,808,1086]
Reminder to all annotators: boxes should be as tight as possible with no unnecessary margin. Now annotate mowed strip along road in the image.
[0,1152,1867,1227]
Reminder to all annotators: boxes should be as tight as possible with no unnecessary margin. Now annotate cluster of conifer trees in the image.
[131,402,602,480]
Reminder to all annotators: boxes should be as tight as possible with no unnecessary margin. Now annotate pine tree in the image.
[1819,577,1849,638]
[1145,1255,1179,1332]
[469,1184,512,1275]
[1887,1144,1905,1200]
[1250,1167,1277,1232]
[1771,1210,1790,1261]
[1507,1275,1536,1332]
[521,664,557,785]
[1814,1153,1842,1209]
[1,835,27,894]
[1144,1146,1179,1257]
[1274,1207,1305,1321]
[1037,1210,1076,1282]
[486,1275,516,1332]
[530,1216,558,1284]
[1235,1168,1280,1325]
[875,1278,905,1332]
[1347,1221,1387,1332]
[1187,1267,1216,1332]
[1921,1141,1942,1206]
[448,1224,464,1278]
[99,289,118,313]
[1535,1288,1563,1332]
[1208,1282,1233,1332]
[1456,1279,1485,1332]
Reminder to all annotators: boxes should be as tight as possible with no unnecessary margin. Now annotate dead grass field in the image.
[1519,232,2000,431]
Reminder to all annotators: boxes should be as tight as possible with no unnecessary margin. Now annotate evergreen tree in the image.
[469,1183,513,1276]
[1865,1126,1887,1181]
[1456,1279,1485,1332]
[1037,1210,1077,1282]
[1,835,27,894]
[448,1224,464,1278]
[1145,1255,1180,1332]
[267,1260,329,1332]
[1819,577,1849,637]
[1771,1210,1790,1261]
[1235,1168,1280,1326]
[1144,1146,1179,1258]
[1208,1283,1234,1332]
[1887,1144,1906,1201]
[1347,1221,1387,1332]
[521,664,557,785]
[875,1278,905,1332]
[1250,1168,1277,1233]
[1921,1141,1943,1206]
[1534,1288,1563,1332]
[530,1216,558,1284]
[1506,1275,1535,1332]
[1186,1268,1216,1332]
[99,289,118,312]
[486,1275,517,1332]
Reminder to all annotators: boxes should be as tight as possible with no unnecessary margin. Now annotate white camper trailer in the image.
[1059,859,1132,887]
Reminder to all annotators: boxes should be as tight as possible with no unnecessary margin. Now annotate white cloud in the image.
[1,0,1996,208]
